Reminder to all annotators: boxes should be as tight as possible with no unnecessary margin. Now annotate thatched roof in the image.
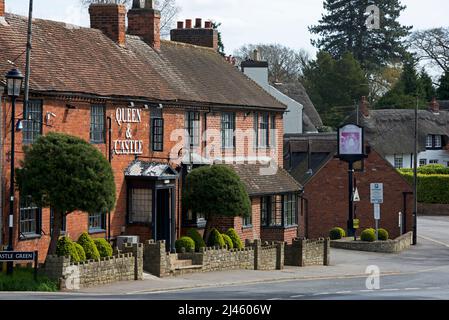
[273,82,323,130]
[346,109,449,156]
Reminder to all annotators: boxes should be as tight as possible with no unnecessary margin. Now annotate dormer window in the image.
[426,135,443,150]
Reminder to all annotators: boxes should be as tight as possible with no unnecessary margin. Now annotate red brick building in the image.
[0,1,301,261]
[284,133,414,240]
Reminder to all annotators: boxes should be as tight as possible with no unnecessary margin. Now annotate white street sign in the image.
[370,183,384,204]
[374,203,381,220]
[353,188,360,202]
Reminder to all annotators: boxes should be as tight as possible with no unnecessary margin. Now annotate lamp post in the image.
[5,68,24,275]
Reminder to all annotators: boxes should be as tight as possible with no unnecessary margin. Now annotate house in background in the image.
[240,52,323,134]
[284,133,413,240]
[349,97,449,169]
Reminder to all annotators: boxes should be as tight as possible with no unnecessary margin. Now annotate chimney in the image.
[429,97,440,114]
[127,0,161,51]
[89,4,126,47]
[177,21,184,29]
[170,18,218,50]
[0,0,5,18]
[360,96,370,117]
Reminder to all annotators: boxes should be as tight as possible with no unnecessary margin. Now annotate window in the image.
[283,194,297,226]
[186,111,200,148]
[426,135,444,150]
[430,159,439,165]
[419,159,427,167]
[129,188,152,224]
[426,135,433,148]
[253,113,259,149]
[394,155,403,169]
[243,212,252,227]
[50,208,66,235]
[435,135,442,148]
[270,114,276,147]
[261,195,282,227]
[221,112,235,149]
[152,118,164,151]
[88,212,106,232]
[23,100,43,145]
[90,104,105,144]
[19,196,41,237]
[259,113,269,147]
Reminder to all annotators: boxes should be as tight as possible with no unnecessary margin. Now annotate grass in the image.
[0,266,58,292]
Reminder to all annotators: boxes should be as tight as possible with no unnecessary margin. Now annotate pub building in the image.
[0,0,302,261]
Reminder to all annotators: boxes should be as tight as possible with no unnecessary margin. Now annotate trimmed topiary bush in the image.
[329,227,346,240]
[222,234,234,249]
[94,238,113,258]
[186,228,206,251]
[361,228,376,242]
[77,232,100,260]
[225,228,243,249]
[378,228,389,241]
[74,243,86,262]
[175,236,195,252]
[56,236,80,263]
[207,228,226,248]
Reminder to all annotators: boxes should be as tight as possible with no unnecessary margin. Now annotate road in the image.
[1,216,449,300]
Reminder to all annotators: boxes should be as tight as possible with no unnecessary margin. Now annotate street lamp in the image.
[5,68,24,275]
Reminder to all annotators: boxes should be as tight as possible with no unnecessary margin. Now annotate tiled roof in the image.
[0,14,285,110]
[227,163,302,197]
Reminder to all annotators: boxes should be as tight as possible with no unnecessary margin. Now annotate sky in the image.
[5,0,449,59]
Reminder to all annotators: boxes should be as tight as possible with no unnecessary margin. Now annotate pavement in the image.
[1,216,449,300]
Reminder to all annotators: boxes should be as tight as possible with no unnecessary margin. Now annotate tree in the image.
[437,71,449,100]
[302,51,369,128]
[182,165,251,240]
[81,0,180,37]
[16,133,116,255]
[419,68,436,101]
[409,28,449,74]
[309,0,412,71]
[234,44,310,84]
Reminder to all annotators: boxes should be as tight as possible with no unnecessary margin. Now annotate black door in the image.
[156,188,171,249]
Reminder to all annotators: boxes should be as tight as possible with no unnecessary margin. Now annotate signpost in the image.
[0,251,38,280]
[337,124,367,238]
[371,183,384,240]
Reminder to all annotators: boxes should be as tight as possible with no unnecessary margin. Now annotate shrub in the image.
[361,228,376,242]
[94,238,113,258]
[329,227,346,240]
[186,229,206,251]
[207,228,225,248]
[74,243,86,261]
[400,172,449,204]
[222,234,234,249]
[77,232,100,260]
[175,236,195,252]
[56,236,80,263]
[378,228,389,241]
[399,164,449,175]
[225,228,243,249]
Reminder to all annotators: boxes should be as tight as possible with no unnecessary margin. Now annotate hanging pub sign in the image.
[114,107,144,156]
[337,124,365,162]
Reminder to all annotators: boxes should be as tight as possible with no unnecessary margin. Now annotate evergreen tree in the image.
[303,51,369,128]
[309,0,412,71]
[437,71,449,100]
[419,69,436,102]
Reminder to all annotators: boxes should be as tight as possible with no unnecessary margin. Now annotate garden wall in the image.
[41,243,143,290]
[284,238,330,267]
[330,232,413,253]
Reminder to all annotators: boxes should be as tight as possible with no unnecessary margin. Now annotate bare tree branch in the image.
[409,28,449,73]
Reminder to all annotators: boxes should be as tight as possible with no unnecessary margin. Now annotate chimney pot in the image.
[205,21,212,29]
[89,4,127,47]
[177,21,184,29]
[360,96,370,117]
[0,0,5,17]
[429,97,440,113]
[171,17,218,50]
[185,19,192,29]
[195,18,202,28]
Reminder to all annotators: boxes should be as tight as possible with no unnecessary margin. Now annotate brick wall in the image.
[301,149,414,240]
[285,238,330,267]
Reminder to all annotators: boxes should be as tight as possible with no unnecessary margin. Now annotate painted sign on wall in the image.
[114,107,144,155]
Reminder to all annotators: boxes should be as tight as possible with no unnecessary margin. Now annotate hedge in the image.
[94,238,113,258]
[329,227,346,240]
[399,164,449,175]
[378,228,389,241]
[361,228,376,242]
[207,228,225,248]
[175,236,195,252]
[222,234,234,249]
[77,232,100,261]
[74,243,87,262]
[226,228,243,249]
[186,228,206,251]
[56,236,81,263]
[400,172,449,204]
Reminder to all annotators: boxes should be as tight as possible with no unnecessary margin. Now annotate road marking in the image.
[313,292,330,296]
[290,295,305,298]
[336,291,352,294]
[267,298,282,300]
[381,288,400,292]
[418,235,449,248]
[404,288,420,291]
[359,289,374,292]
